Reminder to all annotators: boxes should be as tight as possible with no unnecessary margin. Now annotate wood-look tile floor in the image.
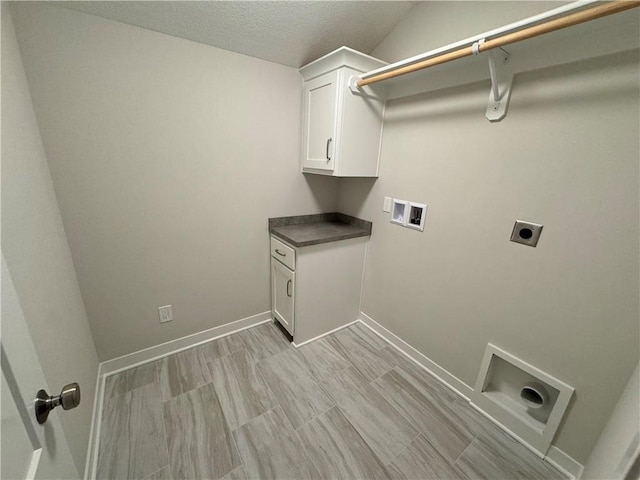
[97,322,567,480]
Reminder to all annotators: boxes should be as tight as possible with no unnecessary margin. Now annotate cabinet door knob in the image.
[286,279,292,297]
[326,138,332,161]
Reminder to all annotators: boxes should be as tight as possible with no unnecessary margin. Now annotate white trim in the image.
[87,369,106,480]
[358,311,583,479]
[83,362,104,480]
[100,311,272,376]
[546,445,584,479]
[25,448,42,480]
[357,312,473,399]
[291,320,359,348]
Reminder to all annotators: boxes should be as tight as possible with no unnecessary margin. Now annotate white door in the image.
[302,70,339,172]
[271,257,295,335]
[1,256,79,479]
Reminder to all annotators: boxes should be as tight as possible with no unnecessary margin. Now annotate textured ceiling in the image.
[54,1,416,67]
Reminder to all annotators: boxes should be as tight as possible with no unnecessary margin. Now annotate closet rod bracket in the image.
[486,48,513,122]
[348,75,386,100]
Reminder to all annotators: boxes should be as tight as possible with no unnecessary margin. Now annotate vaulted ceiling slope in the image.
[53,1,417,67]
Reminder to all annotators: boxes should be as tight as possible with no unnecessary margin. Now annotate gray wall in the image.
[2,5,99,473]
[337,2,639,464]
[11,2,338,361]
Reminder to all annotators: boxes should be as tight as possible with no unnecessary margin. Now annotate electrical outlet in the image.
[158,305,173,323]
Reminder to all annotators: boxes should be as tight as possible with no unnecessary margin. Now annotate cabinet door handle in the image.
[275,249,286,257]
[286,279,292,297]
[326,138,332,161]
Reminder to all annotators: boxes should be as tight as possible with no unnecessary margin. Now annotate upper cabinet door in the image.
[302,70,339,172]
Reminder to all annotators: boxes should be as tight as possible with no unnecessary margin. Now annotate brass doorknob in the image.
[35,382,81,424]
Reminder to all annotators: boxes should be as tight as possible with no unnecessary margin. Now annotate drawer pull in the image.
[275,249,286,257]
[286,279,292,297]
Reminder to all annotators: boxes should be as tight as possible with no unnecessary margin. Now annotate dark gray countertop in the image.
[269,213,372,247]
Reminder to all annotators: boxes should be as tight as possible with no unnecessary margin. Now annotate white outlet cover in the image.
[383,196,392,213]
[159,305,173,323]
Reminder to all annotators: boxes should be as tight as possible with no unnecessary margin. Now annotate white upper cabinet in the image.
[300,47,387,177]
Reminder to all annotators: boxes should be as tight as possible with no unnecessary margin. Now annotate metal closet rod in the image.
[356,0,640,88]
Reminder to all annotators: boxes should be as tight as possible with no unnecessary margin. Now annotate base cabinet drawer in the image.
[270,237,295,270]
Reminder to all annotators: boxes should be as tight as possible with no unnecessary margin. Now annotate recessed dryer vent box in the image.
[471,344,574,456]
[391,199,408,226]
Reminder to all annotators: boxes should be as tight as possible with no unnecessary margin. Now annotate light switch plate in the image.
[383,196,392,213]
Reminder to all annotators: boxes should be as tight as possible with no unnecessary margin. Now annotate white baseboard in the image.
[358,312,473,399]
[100,311,272,376]
[357,311,583,479]
[546,446,584,479]
[291,320,359,348]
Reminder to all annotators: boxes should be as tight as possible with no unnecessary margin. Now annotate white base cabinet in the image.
[270,235,368,344]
